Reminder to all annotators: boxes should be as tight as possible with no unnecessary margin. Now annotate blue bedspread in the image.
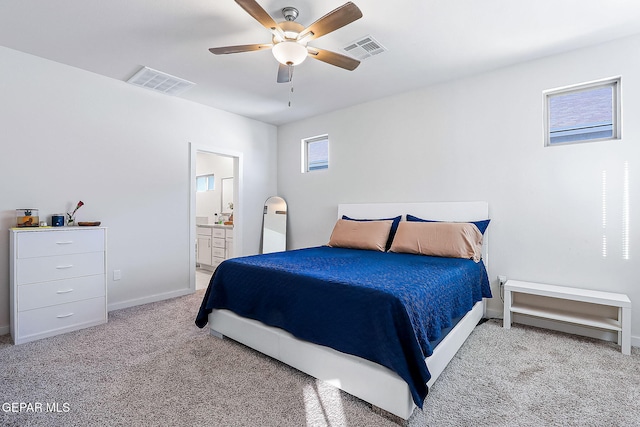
[195,246,491,408]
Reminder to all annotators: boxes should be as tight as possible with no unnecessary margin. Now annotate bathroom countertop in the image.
[197,223,233,229]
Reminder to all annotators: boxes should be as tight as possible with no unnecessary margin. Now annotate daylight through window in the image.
[196,174,215,192]
[544,77,620,146]
[302,135,329,172]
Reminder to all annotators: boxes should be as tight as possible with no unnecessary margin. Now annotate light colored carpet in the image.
[1,290,638,426]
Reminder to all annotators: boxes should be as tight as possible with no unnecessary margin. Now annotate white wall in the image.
[0,46,277,333]
[277,34,640,341]
[196,152,234,223]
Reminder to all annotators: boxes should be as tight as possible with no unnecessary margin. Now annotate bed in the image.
[195,201,491,420]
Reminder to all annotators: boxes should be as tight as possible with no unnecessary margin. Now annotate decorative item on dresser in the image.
[66,200,84,226]
[9,226,107,345]
[15,208,40,227]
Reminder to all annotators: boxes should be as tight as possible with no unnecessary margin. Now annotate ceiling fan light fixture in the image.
[272,41,308,66]
[210,1,364,81]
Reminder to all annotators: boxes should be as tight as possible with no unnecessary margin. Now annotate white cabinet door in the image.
[197,235,212,266]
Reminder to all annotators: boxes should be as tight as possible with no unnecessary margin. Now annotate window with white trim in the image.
[302,135,329,172]
[196,174,215,192]
[544,77,621,146]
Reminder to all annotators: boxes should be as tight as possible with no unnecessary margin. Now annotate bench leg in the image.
[621,307,631,355]
[503,289,512,329]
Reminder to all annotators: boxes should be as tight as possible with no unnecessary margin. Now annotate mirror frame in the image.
[221,177,234,214]
[262,196,287,254]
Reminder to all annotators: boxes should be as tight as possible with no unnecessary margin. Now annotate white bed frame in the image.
[207,201,490,420]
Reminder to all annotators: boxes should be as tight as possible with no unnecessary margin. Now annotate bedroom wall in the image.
[0,46,277,334]
[277,34,640,343]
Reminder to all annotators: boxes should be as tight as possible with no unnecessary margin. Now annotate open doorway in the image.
[189,143,243,292]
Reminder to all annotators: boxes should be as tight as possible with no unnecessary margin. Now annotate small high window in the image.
[196,174,215,192]
[302,135,329,172]
[544,77,621,146]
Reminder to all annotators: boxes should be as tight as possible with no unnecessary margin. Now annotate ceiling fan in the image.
[210,0,363,83]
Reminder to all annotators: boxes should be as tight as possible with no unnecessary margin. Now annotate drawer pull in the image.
[56,288,74,294]
[56,312,75,319]
[55,265,74,269]
[55,241,74,245]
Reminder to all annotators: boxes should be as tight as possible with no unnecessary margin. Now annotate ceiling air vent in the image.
[343,35,386,61]
[126,66,195,96]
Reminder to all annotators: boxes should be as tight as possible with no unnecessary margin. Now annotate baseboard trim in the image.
[108,288,194,312]
[485,307,502,320]
[0,289,196,339]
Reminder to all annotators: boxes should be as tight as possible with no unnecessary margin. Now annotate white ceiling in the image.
[2,1,640,126]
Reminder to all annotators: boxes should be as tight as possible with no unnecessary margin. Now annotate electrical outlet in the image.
[498,275,507,285]
[113,270,122,281]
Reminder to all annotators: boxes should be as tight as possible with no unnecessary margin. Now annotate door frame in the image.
[189,142,243,291]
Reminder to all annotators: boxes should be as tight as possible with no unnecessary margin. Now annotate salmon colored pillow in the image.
[389,221,483,262]
[328,219,393,252]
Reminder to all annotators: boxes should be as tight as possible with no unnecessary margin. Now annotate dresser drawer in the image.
[197,227,213,237]
[212,247,226,258]
[16,229,105,258]
[212,228,226,238]
[213,237,226,248]
[17,297,106,342]
[18,275,105,311]
[16,252,105,285]
[225,229,233,239]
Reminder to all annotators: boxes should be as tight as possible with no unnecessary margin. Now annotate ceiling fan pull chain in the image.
[288,65,294,107]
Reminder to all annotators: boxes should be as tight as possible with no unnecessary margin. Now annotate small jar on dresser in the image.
[9,227,107,345]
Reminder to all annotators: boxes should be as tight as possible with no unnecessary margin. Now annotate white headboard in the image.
[338,201,488,222]
[337,201,490,266]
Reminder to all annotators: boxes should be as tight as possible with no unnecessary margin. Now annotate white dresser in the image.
[196,225,233,270]
[10,227,107,345]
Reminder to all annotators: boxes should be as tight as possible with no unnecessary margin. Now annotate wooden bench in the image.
[503,280,631,355]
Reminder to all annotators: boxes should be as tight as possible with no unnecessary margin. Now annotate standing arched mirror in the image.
[262,196,287,254]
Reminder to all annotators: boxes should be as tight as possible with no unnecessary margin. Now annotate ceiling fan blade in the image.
[235,0,280,32]
[307,47,360,71]
[277,64,293,83]
[298,2,363,42]
[209,44,273,55]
